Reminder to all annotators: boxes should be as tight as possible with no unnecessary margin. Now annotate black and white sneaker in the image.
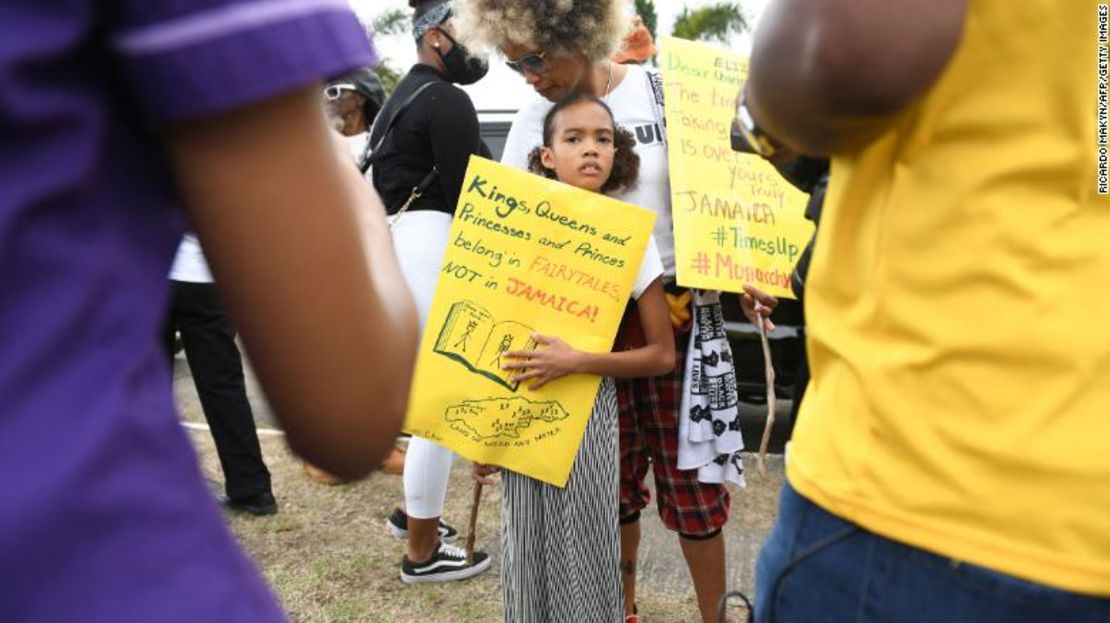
[386,507,458,543]
[400,542,491,584]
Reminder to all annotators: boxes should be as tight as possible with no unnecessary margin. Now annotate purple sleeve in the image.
[106,0,377,121]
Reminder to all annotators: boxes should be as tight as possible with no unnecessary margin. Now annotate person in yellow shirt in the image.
[740,0,1110,620]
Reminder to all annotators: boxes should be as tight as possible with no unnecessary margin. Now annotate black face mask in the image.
[435,29,489,85]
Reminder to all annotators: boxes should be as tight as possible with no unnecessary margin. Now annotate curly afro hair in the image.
[527,93,639,195]
[454,0,632,61]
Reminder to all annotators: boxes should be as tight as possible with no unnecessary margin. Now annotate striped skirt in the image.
[500,378,623,623]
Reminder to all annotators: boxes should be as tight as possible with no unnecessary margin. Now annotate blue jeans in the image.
[755,483,1110,623]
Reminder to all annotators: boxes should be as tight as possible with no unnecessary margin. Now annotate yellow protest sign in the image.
[661,36,814,297]
[404,156,656,487]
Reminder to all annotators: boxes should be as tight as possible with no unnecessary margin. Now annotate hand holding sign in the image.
[503,334,580,391]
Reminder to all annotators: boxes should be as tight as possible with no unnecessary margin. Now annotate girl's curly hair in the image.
[527,93,639,195]
[454,0,632,61]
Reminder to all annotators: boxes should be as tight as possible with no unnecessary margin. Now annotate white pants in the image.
[393,210,455,519]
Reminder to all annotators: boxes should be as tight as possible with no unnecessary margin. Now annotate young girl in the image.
[473,93,675,622]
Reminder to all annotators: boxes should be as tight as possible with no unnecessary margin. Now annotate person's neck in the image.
[416,55,446,77]
[577,61,628,98]
[341,114,366,137]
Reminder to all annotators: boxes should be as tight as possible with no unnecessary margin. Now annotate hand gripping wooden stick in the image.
[756,316,777,475]
[465,481,483,565]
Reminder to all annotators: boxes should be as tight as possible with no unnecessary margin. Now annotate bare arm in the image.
[503,279,676,390]
[746,0,967,155]
[577,280,675,379]
[164,86,419,480]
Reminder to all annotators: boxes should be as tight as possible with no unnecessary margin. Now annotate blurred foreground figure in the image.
[0,2,417,621]
[743,0,1110,621]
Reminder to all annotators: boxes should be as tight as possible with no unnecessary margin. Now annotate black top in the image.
[775,157,830,307]
[370,64,481,215]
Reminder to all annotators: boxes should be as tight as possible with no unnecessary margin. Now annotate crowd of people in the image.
[3,0,1109,622]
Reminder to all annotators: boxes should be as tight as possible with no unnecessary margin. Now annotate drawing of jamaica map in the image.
[446,397,568,441]
[434,300,537,391]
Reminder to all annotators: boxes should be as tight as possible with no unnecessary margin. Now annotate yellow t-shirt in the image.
[790,0,1110,596]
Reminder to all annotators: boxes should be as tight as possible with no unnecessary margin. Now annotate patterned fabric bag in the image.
[677,291,745,486]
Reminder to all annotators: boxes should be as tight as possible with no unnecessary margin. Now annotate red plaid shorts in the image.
[614,304,730,537]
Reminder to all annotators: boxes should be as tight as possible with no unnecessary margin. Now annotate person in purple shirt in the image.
[0,2,418,621]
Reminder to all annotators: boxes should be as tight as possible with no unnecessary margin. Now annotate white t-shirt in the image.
[501,64,676,278]
[168,234,213,283]
[631,237,664,300]
[346,131,370,162]
[346,131,374,183]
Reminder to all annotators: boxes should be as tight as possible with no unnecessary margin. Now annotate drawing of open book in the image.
[434,300,538,391]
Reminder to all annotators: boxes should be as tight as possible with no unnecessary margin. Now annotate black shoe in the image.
[400,542,491,584]
[219,492,278,516]
[386,507,458,543]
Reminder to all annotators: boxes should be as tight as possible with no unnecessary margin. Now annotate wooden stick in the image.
[465,481,483,564]
[756,316,777,475]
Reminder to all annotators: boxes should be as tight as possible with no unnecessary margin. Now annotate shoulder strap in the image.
[362,81,438,174]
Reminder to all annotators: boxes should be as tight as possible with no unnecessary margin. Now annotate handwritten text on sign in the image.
[661,36,813,297]
[404,156,656,487]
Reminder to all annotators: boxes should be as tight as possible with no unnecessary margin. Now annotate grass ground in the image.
[187,429,783,622]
